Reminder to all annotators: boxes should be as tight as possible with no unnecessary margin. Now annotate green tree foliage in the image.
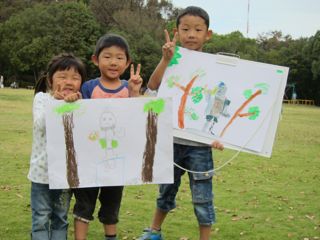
[89,0,175,85]
[204,31,258,60]
[0,2,101,85]
[304,31,320,104]
[0,1,319,104]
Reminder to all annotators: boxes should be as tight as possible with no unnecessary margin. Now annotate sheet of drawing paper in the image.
[46,97,173,189]
[158,47,289,157]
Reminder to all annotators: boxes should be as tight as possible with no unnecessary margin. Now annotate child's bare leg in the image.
[74,219,89,240]
[199,225,211,240]
[151,208,168,230]
[103,224,117,236]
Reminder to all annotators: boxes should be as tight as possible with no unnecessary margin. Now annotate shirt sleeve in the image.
[81,82,91,99]
[32,92,48,131]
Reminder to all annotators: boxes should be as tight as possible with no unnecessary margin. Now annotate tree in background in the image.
[0,2,101,86]
[0,1,319,104]
[89,0,176,86]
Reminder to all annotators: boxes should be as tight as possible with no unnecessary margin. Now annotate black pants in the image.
[73,186,124,224]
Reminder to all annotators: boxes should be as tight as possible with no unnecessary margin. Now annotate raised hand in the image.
[53,83,82,102]
[53,84,65,100]
[128,64,143,97]
[162,29,177,62]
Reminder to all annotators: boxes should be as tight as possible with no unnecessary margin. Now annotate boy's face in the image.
[51,68,82,96]
[92,46,130,82]
[176,14,212,51]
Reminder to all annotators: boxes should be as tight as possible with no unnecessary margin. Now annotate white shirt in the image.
[28,92,53,184]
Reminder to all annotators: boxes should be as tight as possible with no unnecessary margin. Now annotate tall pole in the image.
[247,0,250,37]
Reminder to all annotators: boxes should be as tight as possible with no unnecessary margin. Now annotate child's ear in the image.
[126,59,131,69]
[173,28,179,41]
[206,29,213,41]
[46,77,52,89]
[91,55,99,66]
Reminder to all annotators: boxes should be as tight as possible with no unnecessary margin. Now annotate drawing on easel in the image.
[158,47,289,157]
[46,98,173,189]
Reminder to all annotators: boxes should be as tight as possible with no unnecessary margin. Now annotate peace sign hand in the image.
[53,84,65,100]
[162,29,177,62]
[128,64,143,97]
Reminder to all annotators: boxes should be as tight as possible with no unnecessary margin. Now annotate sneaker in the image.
[139,228,163,240]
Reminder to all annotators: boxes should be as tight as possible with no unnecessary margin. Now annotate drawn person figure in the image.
[139,6,224,240]
[73,33,142,240]
[98,109,125,168]
[28,53,85,240]
[203,82,230,135]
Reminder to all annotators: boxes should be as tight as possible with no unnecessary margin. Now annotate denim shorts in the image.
[73,186,123,224]
[157,144,215,225]
[31,182,72,240]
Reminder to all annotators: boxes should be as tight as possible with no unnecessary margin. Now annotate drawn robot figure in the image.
[203,82,231,135]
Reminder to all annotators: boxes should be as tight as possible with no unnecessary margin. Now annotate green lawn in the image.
[0,88,319,240]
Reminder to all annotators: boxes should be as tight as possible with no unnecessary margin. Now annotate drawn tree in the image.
[167,73,204,129]
[220,83,269,137]
[166,47,208,129]
[54,103,81,188]
[141,99,165,183]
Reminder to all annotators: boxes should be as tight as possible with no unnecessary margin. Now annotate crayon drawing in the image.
[46,97,173,189]
[142,98,165,183]
[158,47,289,157]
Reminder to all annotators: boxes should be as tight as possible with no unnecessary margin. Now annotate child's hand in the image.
[211,140,224,151]
[128,64,143,97]
[162,29,177,62]
[64,92,82,102]
[53,84,65,100]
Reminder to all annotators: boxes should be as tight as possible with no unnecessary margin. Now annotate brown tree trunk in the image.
[142,111,158,183]
[63,113,80,188]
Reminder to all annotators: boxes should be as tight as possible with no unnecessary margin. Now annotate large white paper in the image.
[158,47,289,157]
[46,97,173,189]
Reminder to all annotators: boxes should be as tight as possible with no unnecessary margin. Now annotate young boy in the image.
[73,33,142,240]
[139,6,224,240]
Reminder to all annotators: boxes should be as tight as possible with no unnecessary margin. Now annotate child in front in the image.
[28,53,86,240]
[73,33,142,240]
[139,6,224,240]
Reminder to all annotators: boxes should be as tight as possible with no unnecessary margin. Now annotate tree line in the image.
[0,0,319,105]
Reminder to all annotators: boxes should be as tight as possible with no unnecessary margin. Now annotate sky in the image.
[171,0,320,39]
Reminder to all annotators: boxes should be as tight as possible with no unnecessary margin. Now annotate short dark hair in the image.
[94,33,130,61]
[176,6,210,29]
[35,53,86,94]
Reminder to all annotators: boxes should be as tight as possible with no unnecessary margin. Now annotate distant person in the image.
[139,6,224,240]
[28,53,86,240]
[73,33,142,240]
[0,75,4,88]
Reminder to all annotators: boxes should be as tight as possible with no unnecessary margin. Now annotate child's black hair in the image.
[94,33,130,61]
[176,6,210,29]
[35,53,86,94]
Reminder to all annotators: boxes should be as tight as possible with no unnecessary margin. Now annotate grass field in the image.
[0,88,319,240]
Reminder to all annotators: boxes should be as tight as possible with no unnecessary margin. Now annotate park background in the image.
[0,0,319,239]
[0,0,320,105]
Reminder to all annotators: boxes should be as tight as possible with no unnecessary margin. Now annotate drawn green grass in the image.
[0,88,319,239]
